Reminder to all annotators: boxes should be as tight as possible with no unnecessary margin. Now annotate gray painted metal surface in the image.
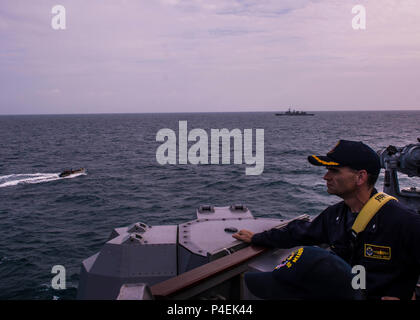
[77,224,178,299]
[77,205,287,299]
[117,283,154,300]
[179,217,285,257]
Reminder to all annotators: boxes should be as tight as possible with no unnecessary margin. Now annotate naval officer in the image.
[233,140,420,299]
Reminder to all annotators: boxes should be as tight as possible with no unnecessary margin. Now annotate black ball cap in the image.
[308,140,381,175]
[244,246,361,300]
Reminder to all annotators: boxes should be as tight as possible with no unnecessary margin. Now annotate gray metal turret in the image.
[77,205,289,299]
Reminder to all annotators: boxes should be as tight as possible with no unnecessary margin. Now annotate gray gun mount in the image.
[378,138,420,213]
[77,205,304,300]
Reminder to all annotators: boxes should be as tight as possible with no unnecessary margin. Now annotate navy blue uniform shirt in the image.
[251,190,420,299]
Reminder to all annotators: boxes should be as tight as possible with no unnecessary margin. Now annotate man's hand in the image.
[232,229,254,243]
[381,292,416,300]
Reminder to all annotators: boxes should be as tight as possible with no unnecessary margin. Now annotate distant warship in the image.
[276,108,314,116]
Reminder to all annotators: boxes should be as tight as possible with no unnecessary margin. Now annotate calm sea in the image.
[0,111,419,299]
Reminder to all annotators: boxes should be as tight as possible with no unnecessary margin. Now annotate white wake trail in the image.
[0,172,86,188]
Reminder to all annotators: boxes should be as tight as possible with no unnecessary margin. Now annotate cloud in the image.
[1,0,420,114]
[36,88,61,96]
[159,0,311,16]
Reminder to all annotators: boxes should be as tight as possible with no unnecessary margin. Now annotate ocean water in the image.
[0,111,419,300]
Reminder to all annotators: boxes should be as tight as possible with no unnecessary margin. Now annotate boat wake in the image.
[0,172,86,188]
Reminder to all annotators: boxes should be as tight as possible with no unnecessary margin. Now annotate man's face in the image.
[323,166,359,197]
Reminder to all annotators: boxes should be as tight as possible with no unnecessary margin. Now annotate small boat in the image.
[276,107,314,116]
[59,168,86,177]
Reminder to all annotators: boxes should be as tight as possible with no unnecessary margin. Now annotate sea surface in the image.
[0,111,419,300]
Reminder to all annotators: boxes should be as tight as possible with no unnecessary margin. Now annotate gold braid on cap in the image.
[311,155,339,166]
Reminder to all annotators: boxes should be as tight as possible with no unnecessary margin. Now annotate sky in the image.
[1,0,420,114]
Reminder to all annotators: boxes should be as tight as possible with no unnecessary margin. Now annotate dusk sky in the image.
[1,0,420,114]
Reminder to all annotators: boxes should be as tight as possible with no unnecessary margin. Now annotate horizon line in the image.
[1,108,420,116]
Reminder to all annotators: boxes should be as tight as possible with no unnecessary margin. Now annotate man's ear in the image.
[356,170,368,186]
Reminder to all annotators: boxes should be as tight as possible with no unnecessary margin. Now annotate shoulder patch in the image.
[364,244,391,260]
[274,247,304,270]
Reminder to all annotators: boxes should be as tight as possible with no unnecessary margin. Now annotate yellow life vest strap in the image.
[351,192,397,235]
